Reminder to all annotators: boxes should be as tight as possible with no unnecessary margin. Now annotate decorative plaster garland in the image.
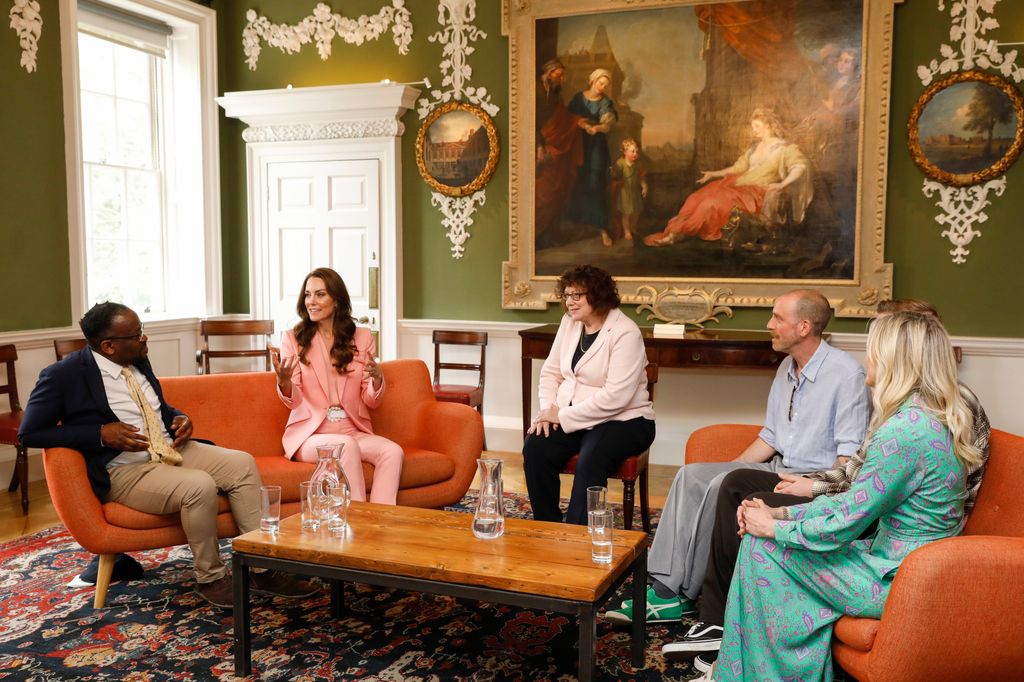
[917,0,1022,263]
[432,190,485,259]
[418,0,499,259]
[9,0,41,73]
[242,1,413,71]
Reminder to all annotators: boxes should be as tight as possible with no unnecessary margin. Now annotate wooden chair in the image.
[432,330,488,448]
[195,319,274,375]
[54,337,87,360]
[561,363,659,532]
[0,344,28,515]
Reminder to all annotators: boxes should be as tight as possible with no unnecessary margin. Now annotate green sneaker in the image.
[604,585,696,625]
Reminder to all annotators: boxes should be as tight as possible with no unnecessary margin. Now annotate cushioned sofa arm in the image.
[411,400,483,473]
[857,535,1024,681]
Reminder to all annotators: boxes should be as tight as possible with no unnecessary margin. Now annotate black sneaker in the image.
[694,651,718,673]
[69,553,145,588]
[661,622,724,655]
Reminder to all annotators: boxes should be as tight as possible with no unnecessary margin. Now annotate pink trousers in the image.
[295,419,404,505]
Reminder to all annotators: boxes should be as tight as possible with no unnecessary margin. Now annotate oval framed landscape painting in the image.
[416,101,500,197]
[908,70,1024,186]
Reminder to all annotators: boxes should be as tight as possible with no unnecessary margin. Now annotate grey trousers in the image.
[106,440,263,583]
[648,458,809,600]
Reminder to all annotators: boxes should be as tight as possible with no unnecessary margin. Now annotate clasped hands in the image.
[101,415,191,451]
[527,405,560,437]
[736,498,786,539]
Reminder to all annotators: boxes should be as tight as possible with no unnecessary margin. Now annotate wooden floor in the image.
[1,452,681,544]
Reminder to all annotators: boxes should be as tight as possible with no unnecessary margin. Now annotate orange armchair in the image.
[43,359,483,608]
[683,424,1024,681]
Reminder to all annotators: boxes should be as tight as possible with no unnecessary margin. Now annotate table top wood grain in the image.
[233,502,648,602]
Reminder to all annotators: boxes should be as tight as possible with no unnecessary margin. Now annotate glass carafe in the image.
[472,458,505,539]
[310,444,350,529]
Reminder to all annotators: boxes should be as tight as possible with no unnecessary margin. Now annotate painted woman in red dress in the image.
[644,108,812,247]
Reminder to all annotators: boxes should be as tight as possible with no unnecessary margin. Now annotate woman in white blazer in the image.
[523,265,656,525]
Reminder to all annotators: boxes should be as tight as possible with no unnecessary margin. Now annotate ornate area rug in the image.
[0,493,705,681]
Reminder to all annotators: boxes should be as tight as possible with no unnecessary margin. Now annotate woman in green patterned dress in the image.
[705,311,984,681]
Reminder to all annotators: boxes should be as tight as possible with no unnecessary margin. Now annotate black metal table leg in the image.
[233,554,252,676]
[330,579,344,618]
[579,603,596,682]
[631,548,648,668]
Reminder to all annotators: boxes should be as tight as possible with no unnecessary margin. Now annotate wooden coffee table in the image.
[232,502,648,681]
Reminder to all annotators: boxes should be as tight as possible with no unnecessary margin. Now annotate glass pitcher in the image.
[473,458,505,539]
[310,443,350,530]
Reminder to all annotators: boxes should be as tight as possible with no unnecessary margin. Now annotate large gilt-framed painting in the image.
[501,0,895,320]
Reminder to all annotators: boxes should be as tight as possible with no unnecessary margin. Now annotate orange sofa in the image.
[43,359,483,606]
[685,424,1024,682]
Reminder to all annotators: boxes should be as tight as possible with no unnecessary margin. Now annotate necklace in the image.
[579,328,599,354]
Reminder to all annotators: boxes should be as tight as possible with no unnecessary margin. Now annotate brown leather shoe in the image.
[195,574,234,608]
[250,570,319,598]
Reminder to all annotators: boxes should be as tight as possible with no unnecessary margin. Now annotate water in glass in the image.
[473,458,505,539]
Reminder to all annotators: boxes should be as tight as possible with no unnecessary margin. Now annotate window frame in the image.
[60,0,222,322]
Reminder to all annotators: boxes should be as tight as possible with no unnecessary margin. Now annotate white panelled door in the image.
[266,159,381,343]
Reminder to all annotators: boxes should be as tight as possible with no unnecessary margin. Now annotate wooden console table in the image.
[518,325,786,436]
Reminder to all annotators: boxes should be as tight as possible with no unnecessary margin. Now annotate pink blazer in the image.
[277,327,385,459]
[538,307,655,433]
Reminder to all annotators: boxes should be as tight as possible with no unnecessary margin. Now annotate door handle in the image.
[368,266,379,310]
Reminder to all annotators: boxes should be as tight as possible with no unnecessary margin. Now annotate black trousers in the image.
[523,417,655,525]
[699,469,809,626]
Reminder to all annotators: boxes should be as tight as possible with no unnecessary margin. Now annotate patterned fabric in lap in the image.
[716,396,968,682]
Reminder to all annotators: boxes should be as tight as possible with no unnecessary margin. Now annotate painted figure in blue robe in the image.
[564,68,618,247]
[708,311,984,682]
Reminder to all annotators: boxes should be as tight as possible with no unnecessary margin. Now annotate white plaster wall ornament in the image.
[417,0,500,259]
[432,190,485,259]
[241,119,404,143]
[916,0,1023,263]
[922,177,1005,264]
[242,1,413,71]
[9,0,41,73]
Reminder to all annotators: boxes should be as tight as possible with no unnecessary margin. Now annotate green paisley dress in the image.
[716,395,968,681]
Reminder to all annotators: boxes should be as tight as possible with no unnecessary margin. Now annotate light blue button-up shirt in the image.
[758,340,869,470]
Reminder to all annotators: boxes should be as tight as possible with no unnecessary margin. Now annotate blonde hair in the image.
[621,137,639,153]
[750,107,785,137]
[865,312,982,467]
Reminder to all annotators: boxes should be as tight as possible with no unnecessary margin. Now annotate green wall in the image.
[2,0,1024,336]
[0,0,71,331]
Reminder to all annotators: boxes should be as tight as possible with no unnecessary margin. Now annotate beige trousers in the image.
[106,440,262,583]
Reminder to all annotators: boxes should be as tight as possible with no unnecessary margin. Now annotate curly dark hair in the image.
[555,264,620,315]
[80,302,131,348]
[293,268,357,372]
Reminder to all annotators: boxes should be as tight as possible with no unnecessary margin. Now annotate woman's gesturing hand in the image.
[269,344,297,395]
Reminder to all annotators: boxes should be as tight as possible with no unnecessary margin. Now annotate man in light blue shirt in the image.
[606,289,869,626]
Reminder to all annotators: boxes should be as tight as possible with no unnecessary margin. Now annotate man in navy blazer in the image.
[20,302,317,608]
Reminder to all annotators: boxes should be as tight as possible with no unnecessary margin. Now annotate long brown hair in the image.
[293,268,357,372]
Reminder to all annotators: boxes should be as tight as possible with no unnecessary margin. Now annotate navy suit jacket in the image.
[18,348,183,499]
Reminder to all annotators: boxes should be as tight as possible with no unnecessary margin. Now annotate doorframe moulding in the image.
[217,83,420,360]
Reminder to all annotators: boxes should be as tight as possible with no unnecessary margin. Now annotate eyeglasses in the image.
[104,326,145,343]
[559,291,588,302]
[787,384,797,422]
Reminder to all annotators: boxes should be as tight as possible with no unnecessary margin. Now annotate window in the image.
[79,31,167,312]
[67,0,221,320]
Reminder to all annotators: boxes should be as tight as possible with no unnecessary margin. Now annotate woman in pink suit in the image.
[271,267,403,504]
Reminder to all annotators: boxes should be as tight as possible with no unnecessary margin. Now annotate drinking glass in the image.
[589,509,613,564]
[326,481,350,533]
[586,485,607,534]
[260,485,281,534]
[300,481,323,531]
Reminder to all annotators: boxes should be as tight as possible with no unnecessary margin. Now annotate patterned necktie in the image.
[120,367,183,466]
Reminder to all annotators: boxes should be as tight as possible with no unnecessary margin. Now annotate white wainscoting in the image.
[399,319,1024,466]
